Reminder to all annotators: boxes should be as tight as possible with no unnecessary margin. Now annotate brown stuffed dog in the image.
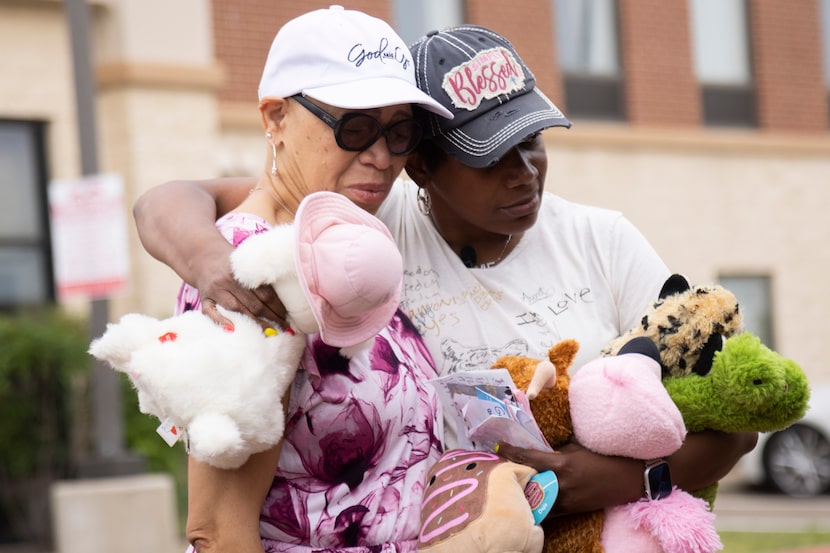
[492,340,605,553]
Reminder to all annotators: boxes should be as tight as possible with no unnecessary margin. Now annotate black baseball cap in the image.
[410,25,572,168]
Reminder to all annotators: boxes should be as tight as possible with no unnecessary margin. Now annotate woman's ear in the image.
[405,151,430,187]
[259,98,289,137]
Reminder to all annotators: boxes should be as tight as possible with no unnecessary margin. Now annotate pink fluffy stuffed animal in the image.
[570,337,723,553]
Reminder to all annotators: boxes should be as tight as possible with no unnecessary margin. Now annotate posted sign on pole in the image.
[48,173,130,300]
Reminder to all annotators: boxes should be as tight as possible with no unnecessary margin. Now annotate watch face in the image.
[645,461,672,500]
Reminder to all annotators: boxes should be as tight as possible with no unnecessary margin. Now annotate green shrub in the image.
[0,308,189,543]
[0,308,90,544]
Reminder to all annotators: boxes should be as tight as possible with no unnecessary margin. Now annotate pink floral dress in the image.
[179,213,442,553]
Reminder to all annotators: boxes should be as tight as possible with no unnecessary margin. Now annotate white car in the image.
[738,384,830,497]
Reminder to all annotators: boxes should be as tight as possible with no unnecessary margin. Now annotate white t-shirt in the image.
[377,179,671,375]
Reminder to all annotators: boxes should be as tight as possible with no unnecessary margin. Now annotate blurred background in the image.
[1,0,829,551]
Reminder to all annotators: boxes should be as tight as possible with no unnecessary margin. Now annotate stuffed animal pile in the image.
[89,191,402,469]
[603,274,810,506]
[416,273,811,553]
[492,339,722,553]
[418,338,721,553]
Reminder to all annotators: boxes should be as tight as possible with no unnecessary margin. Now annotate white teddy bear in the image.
[89,191,402,469]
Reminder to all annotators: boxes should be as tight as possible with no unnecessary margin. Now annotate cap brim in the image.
[294,191,402,347]
[303,77,453,119]
[432,89,571,168]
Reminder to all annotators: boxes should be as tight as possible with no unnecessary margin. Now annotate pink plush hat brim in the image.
[294,191,402,347]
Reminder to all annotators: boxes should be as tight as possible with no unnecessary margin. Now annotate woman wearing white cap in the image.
[163,7,454,553]
[136,19,756,550]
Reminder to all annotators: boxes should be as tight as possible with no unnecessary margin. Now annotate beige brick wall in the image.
[548,124,830,383]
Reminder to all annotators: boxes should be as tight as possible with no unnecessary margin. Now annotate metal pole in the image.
[64,0,98,176]
[64,0,144,477]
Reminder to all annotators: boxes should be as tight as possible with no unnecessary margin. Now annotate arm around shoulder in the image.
[133,177,288,327]
[133,178,253,285]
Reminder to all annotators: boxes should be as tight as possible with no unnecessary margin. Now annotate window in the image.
[393,0,463,46]
[719,275,774,349]
[690,0,755,126]
[0,121,54,307]
[553,0,624,120]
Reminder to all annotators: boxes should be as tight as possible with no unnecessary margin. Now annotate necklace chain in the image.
[485,233,513,268]
[252,186,296,217]
[428,213,514,268]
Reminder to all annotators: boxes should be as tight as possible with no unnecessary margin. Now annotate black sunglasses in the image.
[292,95,422,156]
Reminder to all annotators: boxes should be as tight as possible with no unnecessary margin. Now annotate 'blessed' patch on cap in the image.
[411,25,571,168]
[441,47,527,111]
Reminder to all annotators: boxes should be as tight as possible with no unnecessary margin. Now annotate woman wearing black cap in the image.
[135,22,756,547]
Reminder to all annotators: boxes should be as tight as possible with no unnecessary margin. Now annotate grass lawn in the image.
[720,531,830,552]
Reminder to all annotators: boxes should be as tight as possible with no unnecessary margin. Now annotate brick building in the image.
[1,0,829,385]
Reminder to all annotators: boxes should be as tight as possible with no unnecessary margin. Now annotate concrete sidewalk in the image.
[714,482,830,534]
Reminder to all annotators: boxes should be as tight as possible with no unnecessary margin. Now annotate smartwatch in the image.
[643,459,672,500]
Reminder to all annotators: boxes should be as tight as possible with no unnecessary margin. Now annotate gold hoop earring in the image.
[417,186,432,216]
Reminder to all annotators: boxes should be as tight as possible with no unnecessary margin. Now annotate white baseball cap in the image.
[258,5,452,118]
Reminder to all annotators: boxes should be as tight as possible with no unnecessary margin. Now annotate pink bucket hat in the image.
[294,191,402,347]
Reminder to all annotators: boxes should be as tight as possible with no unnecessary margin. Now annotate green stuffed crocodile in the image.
[664,331,810,505]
